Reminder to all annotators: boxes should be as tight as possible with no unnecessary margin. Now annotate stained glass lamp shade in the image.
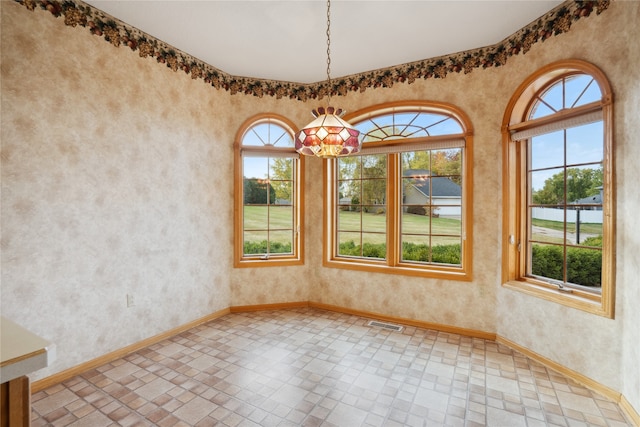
[294,107,361,157]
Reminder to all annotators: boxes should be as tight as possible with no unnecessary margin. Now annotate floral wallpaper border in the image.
[15,0,610,101]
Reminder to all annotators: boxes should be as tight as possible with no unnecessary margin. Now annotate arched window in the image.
[502,60,614,317]
[324,101,473,280]
[234,115,304,267]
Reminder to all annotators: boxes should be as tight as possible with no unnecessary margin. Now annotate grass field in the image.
[243,206,462,245]
[243,205,294,243]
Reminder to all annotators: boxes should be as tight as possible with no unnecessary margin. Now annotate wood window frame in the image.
[501,59,615,317]
[323,101,474,281]
[234,114,305,268]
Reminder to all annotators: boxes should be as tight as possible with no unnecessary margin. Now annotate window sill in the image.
[234,257,303,268]
[502,279,612,318]
[325,258,472,281]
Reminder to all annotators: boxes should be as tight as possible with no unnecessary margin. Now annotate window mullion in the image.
[519,141,530,279]
[387,154,399,266]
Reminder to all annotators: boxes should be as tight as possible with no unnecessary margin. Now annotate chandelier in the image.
[294,0,361,158]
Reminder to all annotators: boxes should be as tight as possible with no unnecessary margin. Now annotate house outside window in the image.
[502,60,614,317]
[324,102,473,280]
[234,115,304,267]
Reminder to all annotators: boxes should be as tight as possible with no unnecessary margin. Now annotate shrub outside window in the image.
[502,60,614,317]
[234,115,304,267]
[325,102,473,280]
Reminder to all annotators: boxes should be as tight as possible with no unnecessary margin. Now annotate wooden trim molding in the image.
[496,335,621,403]
[308,302,495,341]
[620,395,640,427]
[31,308,230,393]
[230,302,309,313]
[498,335,640,425]
[12,0,610,100]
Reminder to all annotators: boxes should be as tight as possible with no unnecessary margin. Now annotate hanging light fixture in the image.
[295,0,361,158]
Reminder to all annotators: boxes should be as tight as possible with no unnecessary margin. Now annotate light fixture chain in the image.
[294,0,362,158]
[326,0,332,98]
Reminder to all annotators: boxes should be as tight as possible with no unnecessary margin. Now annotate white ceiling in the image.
[84,0,563,84]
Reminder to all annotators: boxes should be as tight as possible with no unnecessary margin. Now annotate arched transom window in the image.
[324,102,473,280]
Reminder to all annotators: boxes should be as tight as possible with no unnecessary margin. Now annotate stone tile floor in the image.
[32,308,632,426]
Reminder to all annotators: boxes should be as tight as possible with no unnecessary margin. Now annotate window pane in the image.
[432,214,461,236]
[244,205,268,231]
[269,231,293,254]
[401,210,431,235]
[356,111,464,141]
[269,157,293,180]
[566,75,601,107]
[426,117,463,135]
[271,129,294,148]
[566,165,603,204]
[339,180,362,208]
[272,181,293,205]
[362,155,386,177]
[530,243,564,282]
[530,167,564,205]
[337,232,361,256]
[244,231,268,255]
[244,157,268,179]
[362,233,385,259]
[398,149,463,267]
[432,236,462,265]
[527,84,605,288]
[338,210,361,232]
[401,236,462,265]
[243,178,273,205]
[565,75,596,107]
[566,122,603,165]
[361,156,386,205]
[533,81,564,118]
[530,130,564,170]
[338,157,361,179]
[402,236,430,262]
[567,247,602,288]
[433,149,462,181]
[269,205,293,229]
[529,74,603,122]
[362,209,385,233]
[361,181,386,205]
[529,101,556,119]
[530,209,565,244]
[569,210,603,246]
[575,81,602,108]
[243,122,293,147]
[243,123,270,146]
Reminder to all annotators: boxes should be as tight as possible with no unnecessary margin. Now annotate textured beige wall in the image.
[1,0,638,416]
[0,1,245,380]
[613,3,640,414]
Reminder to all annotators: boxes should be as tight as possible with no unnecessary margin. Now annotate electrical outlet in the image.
[126,294,135,307]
